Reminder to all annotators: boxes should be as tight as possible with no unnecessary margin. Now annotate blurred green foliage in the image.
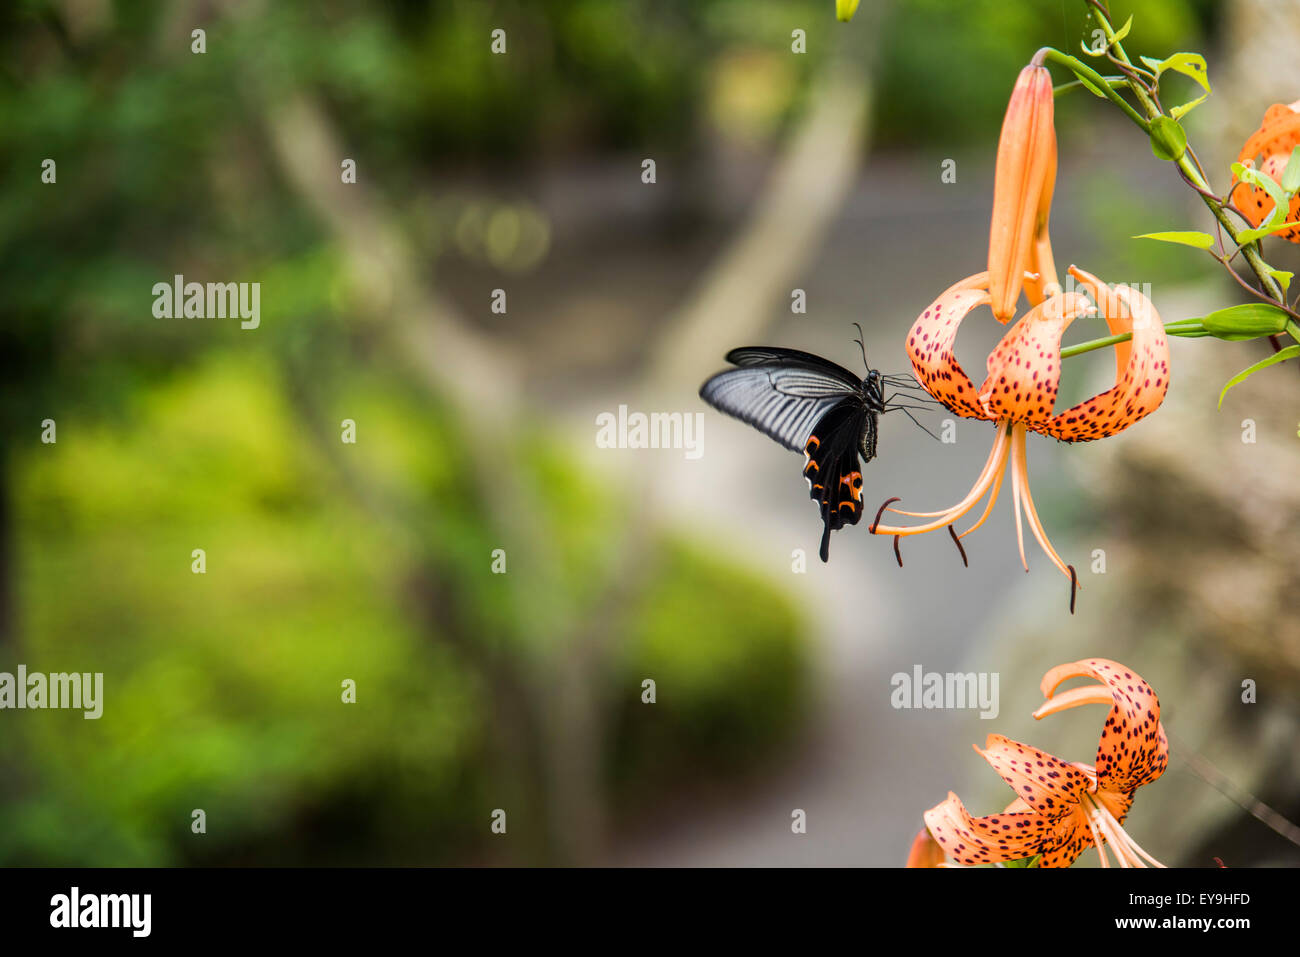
[875,0,1211,146]
[3,349,808,864]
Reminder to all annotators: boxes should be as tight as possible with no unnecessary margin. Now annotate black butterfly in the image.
[699,331,936,562]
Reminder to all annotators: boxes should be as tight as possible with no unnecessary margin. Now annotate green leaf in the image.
[1149,116,1187,161]
[1082,15,1131,57]
[1081,36,1106,57]
[1133,230,1215,249]
[1232,161,1291,228]
[1218,345,1300,409]
[1269,269,1294,295]
[1236,221,1300,244]
[835,0,860,22]
[1170,94,1207,121]
[1281,145,1300,194]
[1151,52,1211,93]
[1075,72,1109,98]
[1004,854,1043,868]
[1111,15,1133,45]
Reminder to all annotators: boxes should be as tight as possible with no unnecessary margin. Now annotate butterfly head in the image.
[862,368,884,404]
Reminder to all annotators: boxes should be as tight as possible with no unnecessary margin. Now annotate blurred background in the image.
[2,0,1297,866]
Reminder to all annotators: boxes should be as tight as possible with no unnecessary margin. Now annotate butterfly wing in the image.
[802,403,868,562]
[699,361,861,453]
[725,346,862,387]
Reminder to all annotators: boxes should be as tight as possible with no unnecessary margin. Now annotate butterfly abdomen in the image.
[860,411,879,464]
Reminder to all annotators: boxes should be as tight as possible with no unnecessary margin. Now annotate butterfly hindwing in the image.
[801,403,867,562]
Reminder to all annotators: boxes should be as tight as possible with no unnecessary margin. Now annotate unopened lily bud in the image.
[988,65,1057,323]
[1200,303,1290,340]
[836,0,860,22]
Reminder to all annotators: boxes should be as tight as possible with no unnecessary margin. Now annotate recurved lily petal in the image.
[1034,658,1169,794]
[905,272,993,420]
[975,733,1091,819]
[922,791,1054,866]
[978,291,1092,428]
[1042,267,1170,442]
[988,64,1057,323]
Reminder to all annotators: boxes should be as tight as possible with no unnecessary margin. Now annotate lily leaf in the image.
[1148,52,1211,93]
[1236,221,1300,244]
[1269,269,1294,295]
[1149,116,1187,161]
[1082,15,1132,55]
[1003,854,1043,868]
[1232,162,1291,228]
[1218,345,1300,409]
[1133,230,1215,249]
[1282,145,1300,194]
[1111,15,1133,46]
[1075,71,1110,98]
[1170,93,1208,121]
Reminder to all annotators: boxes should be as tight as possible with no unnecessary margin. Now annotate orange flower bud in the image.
[988,65,1057,322]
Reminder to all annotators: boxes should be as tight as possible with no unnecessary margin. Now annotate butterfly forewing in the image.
[699,364,859,452]
[725,347,863,387]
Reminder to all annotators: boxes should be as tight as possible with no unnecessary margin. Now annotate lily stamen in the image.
[1082,792,1165,869]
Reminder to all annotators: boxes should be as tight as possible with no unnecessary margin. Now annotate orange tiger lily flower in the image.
[871,61,1171,606]
[872,266,1170,602]
[989,63,1058,321]
[1231,99,1300,243]
[917,658,1168,869]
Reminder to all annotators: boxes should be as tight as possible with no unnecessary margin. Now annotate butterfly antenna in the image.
[851,322,870,371]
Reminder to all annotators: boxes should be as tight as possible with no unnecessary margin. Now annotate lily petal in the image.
[975,733,1091,819]
[1034,658,1169,794]
[1042,266,1170,442]
[978,292,1092,428]
[905,826,947,867]
[922,791,1054,866]
[1022,121,1061,304]
[905,272,993,420]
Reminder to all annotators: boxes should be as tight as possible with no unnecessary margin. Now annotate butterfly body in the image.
[700,346,893,562]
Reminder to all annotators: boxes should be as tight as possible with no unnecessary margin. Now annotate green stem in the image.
[1053,76,1129,97]
[1036,47,1149,130]
[1080,3,1289,306]
[1060,321,1206,360]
